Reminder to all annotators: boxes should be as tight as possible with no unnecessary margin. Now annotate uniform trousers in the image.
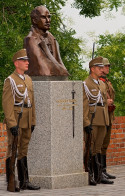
[7,127,31,160]
[84,125,106,156]
[101,125,111,155]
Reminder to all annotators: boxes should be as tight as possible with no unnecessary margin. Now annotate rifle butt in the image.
[84,133,92,172]
[7,136,18,192]
[7,174,16,192]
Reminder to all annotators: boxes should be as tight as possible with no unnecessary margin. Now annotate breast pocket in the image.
[90,89,98,96]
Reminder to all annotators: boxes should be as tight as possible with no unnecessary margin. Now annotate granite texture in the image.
[29,173,88,189]
[28,81,88,188]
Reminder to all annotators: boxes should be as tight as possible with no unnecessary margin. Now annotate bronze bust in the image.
[24,5,69,76]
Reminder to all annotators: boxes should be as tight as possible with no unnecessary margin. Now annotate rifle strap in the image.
[17,95,25,128]
[90,100,98,126]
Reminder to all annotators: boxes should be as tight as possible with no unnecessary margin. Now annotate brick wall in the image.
[0,123,7,174]
[0,116,125,174]
[107,116,125,166]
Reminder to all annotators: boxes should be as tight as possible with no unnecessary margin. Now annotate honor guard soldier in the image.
[83,56,114,185]
[2,49,40,191]
[100,58,116,180]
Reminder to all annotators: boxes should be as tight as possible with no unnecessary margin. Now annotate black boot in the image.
[88,156,97,186]
[93,154,101,183]
[102,154,116,179]
[97,154,114,184]
[6,158,20,192]
[17,156,40,190]
[100,172,114,184]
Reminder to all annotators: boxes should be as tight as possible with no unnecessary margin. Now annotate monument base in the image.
[28,81,88,189]
[30,172,88,189]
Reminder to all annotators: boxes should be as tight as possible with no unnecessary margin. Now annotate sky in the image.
[61,0,125,68]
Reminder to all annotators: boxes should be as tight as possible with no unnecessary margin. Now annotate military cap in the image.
[102,58,110,66]
[12,49,28,62]
[89,56,104,68]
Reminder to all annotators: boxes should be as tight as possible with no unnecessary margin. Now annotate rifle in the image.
[84,43,96,172]
[89,42,95,75]
[92,42,95,60]
[7,97,25,192]
[84,112,95,172]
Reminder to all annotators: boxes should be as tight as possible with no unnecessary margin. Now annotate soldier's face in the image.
[15,59,29,74]
[92,66,104,78]
[34,7,51,31]
[103,64,110,75]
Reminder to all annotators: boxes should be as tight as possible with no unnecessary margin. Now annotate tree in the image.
[95,33,125,116]
[0,0,88,121]
[73,0,125,18]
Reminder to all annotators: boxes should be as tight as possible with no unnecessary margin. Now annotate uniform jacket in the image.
[83,75,109,127]
[2,71,36,129]
[24,26,68,76]
[100,77,115,124]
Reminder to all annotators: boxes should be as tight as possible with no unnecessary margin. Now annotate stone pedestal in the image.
[28,81,88,189]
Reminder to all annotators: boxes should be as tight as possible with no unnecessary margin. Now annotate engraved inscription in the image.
[56,99,77,110]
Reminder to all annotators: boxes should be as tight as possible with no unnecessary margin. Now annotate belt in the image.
[14,103,32,108]
[97,103,103,107]
[89,103,104,106]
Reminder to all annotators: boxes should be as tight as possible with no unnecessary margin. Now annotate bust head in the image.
[30,5,51,32]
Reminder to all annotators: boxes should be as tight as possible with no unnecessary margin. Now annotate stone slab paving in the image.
[0,165,125,196]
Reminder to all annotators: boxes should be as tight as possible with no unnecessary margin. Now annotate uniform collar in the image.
[18,74,25,80]
[14,70,25,80]
[100,75,109,83]
[93,78,99,85]
[89,75,99,84]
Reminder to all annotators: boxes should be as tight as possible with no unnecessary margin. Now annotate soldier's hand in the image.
[31,125,35,133]
[107,98,113,106]
[10,126,18,136]
[84,125,93,134]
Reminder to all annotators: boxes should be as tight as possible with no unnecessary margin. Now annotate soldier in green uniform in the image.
[2,49,40,191]
[83,56,114,185]
[100,58,116,179]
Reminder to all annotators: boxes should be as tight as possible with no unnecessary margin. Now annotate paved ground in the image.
[0,165,125,196]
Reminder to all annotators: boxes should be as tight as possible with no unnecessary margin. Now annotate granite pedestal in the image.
[28,81,88,189]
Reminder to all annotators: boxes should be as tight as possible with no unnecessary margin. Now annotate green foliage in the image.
[0,0,87,121]
[95,33,125,116]
[73,0,103,18]
[54,29,88,80]
[73,0,124,18]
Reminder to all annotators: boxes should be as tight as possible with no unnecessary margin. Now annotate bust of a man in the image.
[24,5,69,76]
